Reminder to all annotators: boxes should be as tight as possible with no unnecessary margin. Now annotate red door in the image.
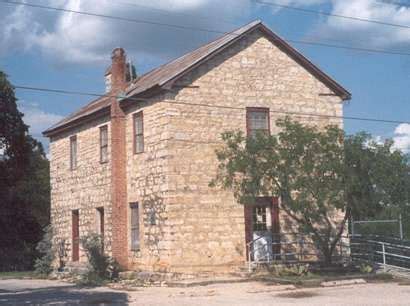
[72,210,79,262]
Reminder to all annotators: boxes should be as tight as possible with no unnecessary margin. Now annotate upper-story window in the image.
[100,125,108,163]
[133,112,144,154]
[246,107,270,137]
[70,135,77,170]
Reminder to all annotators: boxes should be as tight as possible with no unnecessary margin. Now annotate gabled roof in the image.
[43,20,351,137]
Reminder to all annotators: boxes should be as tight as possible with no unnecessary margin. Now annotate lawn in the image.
[0,271,36,279]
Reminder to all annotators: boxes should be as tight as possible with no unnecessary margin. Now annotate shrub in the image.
[272,264,310,277]
[34,225,54,276]
[359,262,374,274]
[80,233,120,285]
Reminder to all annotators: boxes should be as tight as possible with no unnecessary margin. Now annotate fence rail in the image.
[247,233,350,272]
[350,236,410,271]
[247,233,410,272]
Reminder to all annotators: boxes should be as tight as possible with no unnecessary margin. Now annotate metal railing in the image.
[246,233,410,273]
[350,236,410,271]
[246,233,350,272]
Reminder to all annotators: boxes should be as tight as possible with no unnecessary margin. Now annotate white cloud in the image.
[0,0,252,65]
[312,0,410,48]
[2,0,410,65]
[18,101,63,153]
[393,123,410,153]
[18,101,63,138]
[0,2,41,56]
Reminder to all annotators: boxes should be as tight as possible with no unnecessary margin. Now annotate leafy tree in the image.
[345,133,410,238]
[34,225,54,276]
[0,71,50,271]
[211,117,410,265]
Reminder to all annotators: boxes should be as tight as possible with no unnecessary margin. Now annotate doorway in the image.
[245,197,279,262]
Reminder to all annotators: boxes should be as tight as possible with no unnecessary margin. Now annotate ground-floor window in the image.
[96,207,104,250]
[72,210,79,261]
[130,203,140,251]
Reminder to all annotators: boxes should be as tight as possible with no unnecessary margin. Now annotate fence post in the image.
[382,243,386,272]
[351,216,354,237]
[399,214,404,240]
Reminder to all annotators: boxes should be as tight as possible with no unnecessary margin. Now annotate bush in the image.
[359,262,374,274]
[34,225,54,276]
[272,264,310,277]
[80,233,120,285]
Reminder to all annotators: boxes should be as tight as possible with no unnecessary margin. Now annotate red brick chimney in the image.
[109,48,129,269]
[108,48,128,93]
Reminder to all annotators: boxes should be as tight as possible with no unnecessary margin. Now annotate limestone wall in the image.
[124,97,175,271]
[49,115,112,264]
[50,27,346,273]
[152,29,344,272]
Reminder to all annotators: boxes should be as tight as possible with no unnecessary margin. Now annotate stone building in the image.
[43,20,350,273]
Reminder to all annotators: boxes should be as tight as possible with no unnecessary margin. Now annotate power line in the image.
[375,0,410,8]
[0,0,227,35]
[2,0,410,57]
[13,85,410,125]
[114,0,241,26]
[254,0,410,30]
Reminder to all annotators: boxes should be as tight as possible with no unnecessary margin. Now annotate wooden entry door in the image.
[245,197,280,261]
[72,210,79,262]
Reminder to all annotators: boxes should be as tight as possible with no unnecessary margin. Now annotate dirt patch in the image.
[276,291,319,299]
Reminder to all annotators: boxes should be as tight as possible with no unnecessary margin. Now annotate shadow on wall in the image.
[142,194,166,260]
[0,283,128,305]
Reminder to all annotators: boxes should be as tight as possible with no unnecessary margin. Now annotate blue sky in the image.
[1,0,410,152]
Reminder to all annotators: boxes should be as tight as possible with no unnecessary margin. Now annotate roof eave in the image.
[43,106,111,138]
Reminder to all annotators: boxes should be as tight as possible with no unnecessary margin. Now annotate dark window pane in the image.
[100,126,108,163]
[253,206,267,231]
[70,136,77,170]
[247,109,269,137]
[134,112,144,153]
[130,203,140,250]
[136,135,144,153]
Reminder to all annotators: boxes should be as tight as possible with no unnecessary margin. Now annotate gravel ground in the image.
[1,278,410,305]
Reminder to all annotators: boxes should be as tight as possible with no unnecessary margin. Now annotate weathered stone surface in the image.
[49,29,345,273]
[49,115,112,264]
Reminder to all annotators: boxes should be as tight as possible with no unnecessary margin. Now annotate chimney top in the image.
[106,47,127,93]
[111,47,125,60]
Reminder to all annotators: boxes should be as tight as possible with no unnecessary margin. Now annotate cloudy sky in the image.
[1,0,410,152]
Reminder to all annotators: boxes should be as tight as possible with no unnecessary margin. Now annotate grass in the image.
[0,271,37,279]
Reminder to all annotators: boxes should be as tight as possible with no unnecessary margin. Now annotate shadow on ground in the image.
[0,284,128,305]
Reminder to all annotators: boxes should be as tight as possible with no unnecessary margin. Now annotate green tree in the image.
[211,117,410,265]
[0,71,50,271]
[345,133,410,237]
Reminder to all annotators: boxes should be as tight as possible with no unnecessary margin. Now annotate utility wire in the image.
[0,0,228,35]
[375,0,410,9]
[2,0,410,57]
[254,0,410,30]
[14,85,410,125]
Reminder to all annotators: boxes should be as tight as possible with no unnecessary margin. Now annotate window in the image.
[252,206,268,231]
[133,112,144,153]
[246,108,270,137]
[96,207,104,251]
[130,203,140,250]
[100,125,108,163]
[70,135,77,170]
[72,210,79,261]
[96,207,104,237]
